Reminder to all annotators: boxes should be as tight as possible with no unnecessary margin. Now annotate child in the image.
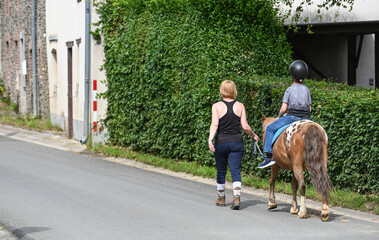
[259,60,311,168]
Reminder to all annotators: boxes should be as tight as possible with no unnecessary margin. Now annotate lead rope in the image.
[252,140,265,158]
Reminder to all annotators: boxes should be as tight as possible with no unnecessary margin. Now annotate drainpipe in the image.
[80,0,91,144]
[32,0,38,117]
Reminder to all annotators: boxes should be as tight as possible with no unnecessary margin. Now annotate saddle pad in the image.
[271,124,291,146]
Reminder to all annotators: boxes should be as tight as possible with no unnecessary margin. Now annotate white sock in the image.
[233,181,241,196]
[217,183,225,197]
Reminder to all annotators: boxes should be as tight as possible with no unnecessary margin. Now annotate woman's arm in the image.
[240,103,259,142]
[279,102,288,118]
[208,104,219,152]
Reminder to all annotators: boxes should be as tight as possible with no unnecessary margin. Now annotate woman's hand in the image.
[252,134,259,142]
[208,140,215,152]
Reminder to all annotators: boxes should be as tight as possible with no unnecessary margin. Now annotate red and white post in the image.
[93,79,98,132]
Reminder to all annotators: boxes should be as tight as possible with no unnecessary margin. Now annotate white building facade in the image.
[46,0,107,143]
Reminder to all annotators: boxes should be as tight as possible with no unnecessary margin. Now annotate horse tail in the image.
[303,124,332,203]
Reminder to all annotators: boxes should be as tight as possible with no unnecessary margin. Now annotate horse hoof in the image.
[268,202,277,210]
[298,212,307,219]
[290,206,299,214]
[321,213,329,221]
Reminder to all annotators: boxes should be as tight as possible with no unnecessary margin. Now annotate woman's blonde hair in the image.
[220,80,237,99]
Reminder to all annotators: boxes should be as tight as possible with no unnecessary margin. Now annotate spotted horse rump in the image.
[271,120,327,150]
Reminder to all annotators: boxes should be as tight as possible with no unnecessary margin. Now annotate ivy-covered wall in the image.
[95,0,378,193]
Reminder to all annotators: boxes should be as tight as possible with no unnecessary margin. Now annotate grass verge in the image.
[0,102,62,132]
[94,143,378,215]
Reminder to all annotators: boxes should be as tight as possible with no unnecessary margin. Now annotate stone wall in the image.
[0,0,49,118]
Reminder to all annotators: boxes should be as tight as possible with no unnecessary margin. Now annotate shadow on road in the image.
[13,227,50,239]
[239,199,266,210]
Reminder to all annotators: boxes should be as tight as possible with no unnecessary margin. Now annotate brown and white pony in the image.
[261,116,332,221]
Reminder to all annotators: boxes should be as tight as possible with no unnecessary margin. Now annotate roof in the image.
[286,20,379,39]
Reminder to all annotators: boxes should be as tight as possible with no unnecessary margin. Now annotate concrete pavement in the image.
[0,124,86,239]
[0,124,377,239]
[0,226,17,240]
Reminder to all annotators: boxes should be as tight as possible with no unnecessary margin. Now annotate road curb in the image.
[0,124,86,153]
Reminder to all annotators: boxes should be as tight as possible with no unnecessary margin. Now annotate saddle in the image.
[271,120,313,146]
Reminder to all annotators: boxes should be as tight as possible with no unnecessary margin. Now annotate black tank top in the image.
[215,100,243,144]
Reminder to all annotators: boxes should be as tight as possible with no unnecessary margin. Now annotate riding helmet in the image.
[289,60,308,82]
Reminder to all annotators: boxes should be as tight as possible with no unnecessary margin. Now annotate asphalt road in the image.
[0,132,378,239]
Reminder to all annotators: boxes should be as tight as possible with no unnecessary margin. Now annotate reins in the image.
[252,140,265,158]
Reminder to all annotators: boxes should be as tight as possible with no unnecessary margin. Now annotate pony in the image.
[261,115,332,221]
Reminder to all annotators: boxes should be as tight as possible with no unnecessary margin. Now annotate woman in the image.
[259,60,311,168]
[208,80,259,210]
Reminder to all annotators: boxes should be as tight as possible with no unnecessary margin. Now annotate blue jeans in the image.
[214,142,244,184]
[263,115,303,154]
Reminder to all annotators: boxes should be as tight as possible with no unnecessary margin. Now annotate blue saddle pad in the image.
[271,124,291,146]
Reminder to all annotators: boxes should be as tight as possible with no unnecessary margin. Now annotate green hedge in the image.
[95,0,379,193]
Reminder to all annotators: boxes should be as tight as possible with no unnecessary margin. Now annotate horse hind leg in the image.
[268,165,280,210]
[290,176,299,214]
[321,147,330,221]
[304,124,331,221]
[298,195,307,219]
[293,166,307,218]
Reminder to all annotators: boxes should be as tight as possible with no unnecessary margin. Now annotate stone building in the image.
[0,0,49,117]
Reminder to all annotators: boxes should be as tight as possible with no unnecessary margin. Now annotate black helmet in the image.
[289,60,308,82]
